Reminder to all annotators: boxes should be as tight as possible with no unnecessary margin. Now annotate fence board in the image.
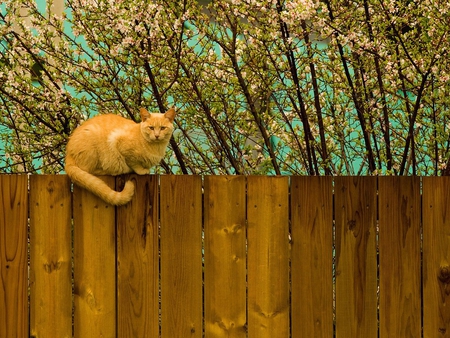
[423,177,450,337]
[29,175,72,338]
[73,176,116,338]
[247,176,290,338]
[160,175,203,338]
[378,176,421,337]
[204,176,247,337]
[291,176,333,338]
[0,175,28,338]
[116,175,160,337]
[335,176,377,338]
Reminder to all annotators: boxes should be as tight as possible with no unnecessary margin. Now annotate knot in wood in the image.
[347,220,356,231]
[438,266,450,284]
[348,219,360,237]
[46,181,55,193]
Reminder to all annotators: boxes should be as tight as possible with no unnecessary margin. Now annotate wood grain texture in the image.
[423,177,450,337]
[117,175,159,337]
[29,175,73,338]
[204,176,247,337]
[334,177,377,338]
[378,176,421,338]
[291,176,333,338]
[73,176,116,338]
[160,175,203,338]
[247,176,290,338]
[7,174,450,337]
[0,175,28,338]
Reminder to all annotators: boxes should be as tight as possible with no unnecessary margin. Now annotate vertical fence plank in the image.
[117,175,159,337]
[204,176,247,337]
[160,175,203,338]
[291,176,333,337]
[73,176,116,338]
[0,175,28,338]
[335,177,377,338]
[423,177,450,337]
[29,175,72,338]
[247,176,290,338]
[378,176,421,337]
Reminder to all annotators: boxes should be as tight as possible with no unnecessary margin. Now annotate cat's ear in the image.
[164,108,176,123]
[140,107,151,121]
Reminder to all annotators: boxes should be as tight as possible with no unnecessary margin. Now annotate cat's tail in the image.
[65,157,135,206]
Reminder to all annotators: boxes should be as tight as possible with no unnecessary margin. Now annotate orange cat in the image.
[65,108,176,205]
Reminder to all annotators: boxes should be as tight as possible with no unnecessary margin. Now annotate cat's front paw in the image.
[133,167,150,175]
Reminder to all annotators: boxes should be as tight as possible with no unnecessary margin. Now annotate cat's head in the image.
[140,107,176,143]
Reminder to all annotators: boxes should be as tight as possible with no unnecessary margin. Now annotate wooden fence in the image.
[0,175,449,337]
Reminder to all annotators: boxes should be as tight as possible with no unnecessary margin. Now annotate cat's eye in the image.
[160,127,166,130]
[149,126,154,130]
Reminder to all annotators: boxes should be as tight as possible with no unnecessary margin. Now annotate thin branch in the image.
[323,0,376,173]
